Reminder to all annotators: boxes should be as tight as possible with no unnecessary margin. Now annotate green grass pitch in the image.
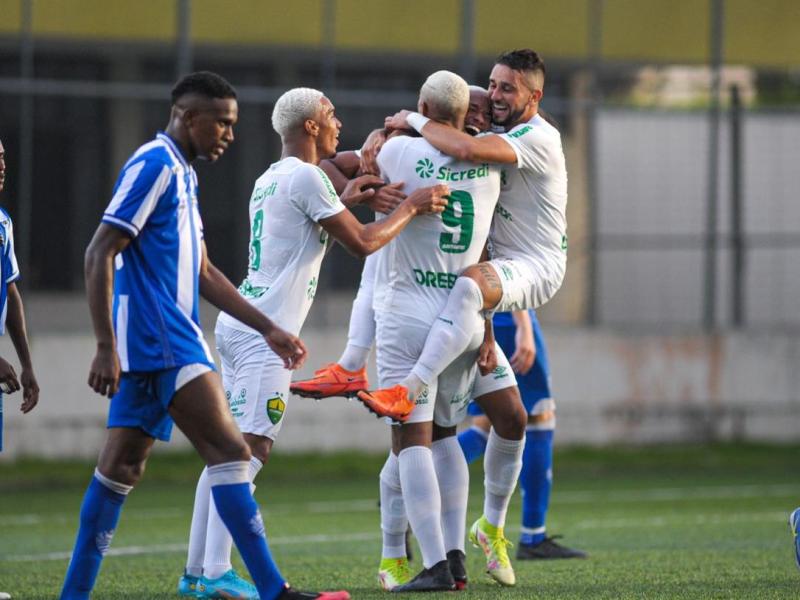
[1,444,798,599]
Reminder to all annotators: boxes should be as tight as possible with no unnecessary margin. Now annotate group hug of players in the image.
[57,48,578,600]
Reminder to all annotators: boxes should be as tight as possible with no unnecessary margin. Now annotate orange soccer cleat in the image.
[290,363,368,399]
[356,385,415,422]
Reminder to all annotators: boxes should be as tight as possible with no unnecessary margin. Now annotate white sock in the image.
[186,467,211,577]
[411,277,484,385]
[432,437,469,554]
[399,446,446,569]
[379,452,407,559]
[203,456,263,579]
[483,429,524,528]
[339,344,371,373]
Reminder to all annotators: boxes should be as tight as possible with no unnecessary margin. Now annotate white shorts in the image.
[375,310,483,425]
[433,341,518,428]
[375,310,518,427]
[215,319,291,440]
[489,257,565,312]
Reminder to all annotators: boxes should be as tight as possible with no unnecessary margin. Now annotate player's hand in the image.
[477,338,498,376]
[359,129,388,175]
[0,357,20,394]
[384,110,412,132]
[88,345,120,398]
[365,182,406,214]
[341,174,383,206]
[406,184,449,215]
[264,327,308,370]
[19,368,39,413]
[510,326,536,375]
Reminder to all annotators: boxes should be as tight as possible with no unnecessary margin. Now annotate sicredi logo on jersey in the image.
[415,158,490,182]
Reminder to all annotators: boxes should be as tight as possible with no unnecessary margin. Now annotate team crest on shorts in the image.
[267,394,285,424]
[492,366,508,380]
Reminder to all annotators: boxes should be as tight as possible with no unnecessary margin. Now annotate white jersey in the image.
[373,135,501,324]
[219,157,345,335]
[491,113,568,280]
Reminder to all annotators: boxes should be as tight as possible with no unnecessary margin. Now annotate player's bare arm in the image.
[0,355,19,395]
[319,184,449,258]
[510,310,535,375]
[5,281,39,412]
[477,318,498,376]
[385,109,517,164]
[84,223,132,398]
[197,242,307,370]
[322,151,407,214]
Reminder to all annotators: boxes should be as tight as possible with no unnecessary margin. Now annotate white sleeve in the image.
[291,165,347,223]
[499,124,556,174]
[376,137,406,183]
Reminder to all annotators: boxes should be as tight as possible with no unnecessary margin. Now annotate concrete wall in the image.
[2,322,798,460]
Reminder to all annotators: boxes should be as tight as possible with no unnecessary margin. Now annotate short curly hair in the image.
[171,71,237,105]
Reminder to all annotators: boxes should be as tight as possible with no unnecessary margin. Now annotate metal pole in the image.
[703,0,723,329]
[585,0,603,325]
[459,0,476,82]
[729,84,744,327]
[17,0,34,285]
[176,0,193,78]
[321,0,337,90]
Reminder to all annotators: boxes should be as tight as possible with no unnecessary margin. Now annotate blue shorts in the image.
[468,310,552,417]
[107,362,214,442]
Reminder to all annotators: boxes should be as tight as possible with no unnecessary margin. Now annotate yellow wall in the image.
[602,0,710,63]
[4,0,799,68]
[0,0,22,34]
[475,0,589,60]
[192,0,322,47]
[31,0,174,41]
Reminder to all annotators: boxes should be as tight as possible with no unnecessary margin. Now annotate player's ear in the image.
[418,100,428,117]
[305,119,319,137]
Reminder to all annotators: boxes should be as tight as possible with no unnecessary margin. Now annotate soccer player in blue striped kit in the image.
[59,72,349,600]
[0,138,39,453]
[459,309,586,559]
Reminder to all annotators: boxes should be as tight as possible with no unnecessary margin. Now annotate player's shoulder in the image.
[124,137,179,174]
[287,159,339,203]
[505,114,561,145]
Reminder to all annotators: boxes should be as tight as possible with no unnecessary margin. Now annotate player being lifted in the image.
[293,84,527,589]
[180,87,448,599]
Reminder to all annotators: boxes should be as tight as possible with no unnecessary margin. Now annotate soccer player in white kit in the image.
[362,71,507,592]
[181,87,448,598]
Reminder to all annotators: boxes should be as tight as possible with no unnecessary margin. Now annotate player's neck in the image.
[281,139,320,165]
[163,126,195,162]
[506,107,538,132]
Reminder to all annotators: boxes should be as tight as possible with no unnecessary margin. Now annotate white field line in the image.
[2,482,796,529]
[2,510,789,563]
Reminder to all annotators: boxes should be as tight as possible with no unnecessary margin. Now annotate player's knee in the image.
[460,263,500,310]
[100,458,147,487]
[492,401,527,440]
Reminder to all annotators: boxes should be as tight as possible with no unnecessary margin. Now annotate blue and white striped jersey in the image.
[102,132,213,372]
[0,207,20,335]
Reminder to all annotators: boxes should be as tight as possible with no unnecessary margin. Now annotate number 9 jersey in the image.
[372,135,500,324]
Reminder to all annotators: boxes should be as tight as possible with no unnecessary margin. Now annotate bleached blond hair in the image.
[419,70,470,117]
[271,87,324,138]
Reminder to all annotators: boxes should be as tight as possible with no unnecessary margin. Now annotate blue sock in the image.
[60,473,129,600]
[519,429,553,546]
[458,426,489,464]
[210,472,285,600]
